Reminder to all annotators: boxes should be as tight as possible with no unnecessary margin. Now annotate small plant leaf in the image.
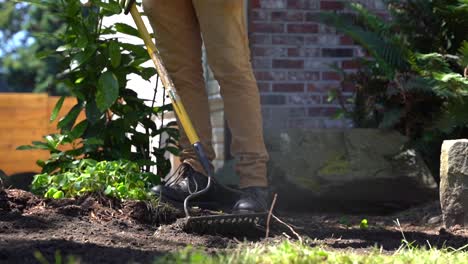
[50,96,66,122]
[360,219,369,229]
[69,120,88,140]
[108,40,122,68]
[53,190,64,199]
[96,71,119,112]
[58,104,82,132]
[114,23,140,38]
[96,0,122,14]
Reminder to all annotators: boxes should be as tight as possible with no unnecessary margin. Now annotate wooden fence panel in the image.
[0,93,82,175]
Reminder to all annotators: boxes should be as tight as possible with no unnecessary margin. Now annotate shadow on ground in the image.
[0,239,164,264]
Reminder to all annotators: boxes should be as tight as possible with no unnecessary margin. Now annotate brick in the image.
[261,95,286,105]
[272,35,304,45]
[307,83,319,92]
[288,47,320,57]
[254,71,287,81]
[273,59,304,69]
[272,83,305,92]
[304,35,318,45]
[342,60,360,69]
[304,60,328,69]
[260,0,287,8]
[257,82,271,92]
[313,82,341,92]
[271,10,304,22]
[287,23,318,33]
[322,48,353,57]
[289,107,307,117]
[287,71,320,81]
[287,93,321,105]
[251,22,285,33]
[318,24,337,34]
[308,107,340,116]
[320,1,344,10]
[317,35,340,45]
[252,58,272,69]
[250,34,271,45]
[252,46,288,57]
[304,11,320,22]
[340,35,354,45]
[251,0,261,8]
[322,71,341,80]
[251,10,270,21]
[287,0,319,9]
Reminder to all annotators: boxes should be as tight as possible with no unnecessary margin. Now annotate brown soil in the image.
[0,188,467,263]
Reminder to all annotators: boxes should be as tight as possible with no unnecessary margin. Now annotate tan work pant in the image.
[142,0,269,188]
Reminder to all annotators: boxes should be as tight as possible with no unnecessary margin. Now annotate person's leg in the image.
[142,0,215,175]
[192,0,269,193]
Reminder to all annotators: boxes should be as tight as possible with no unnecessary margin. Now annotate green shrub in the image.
[32,159,158,200]
[18,0,179,186]
[318,1,468,179]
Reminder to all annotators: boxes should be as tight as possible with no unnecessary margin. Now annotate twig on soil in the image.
[265,193,278,239]
[394,218,411,254]
[233,237,242,244]
[272,214,303,244]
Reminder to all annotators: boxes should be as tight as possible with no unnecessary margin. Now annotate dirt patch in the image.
[0,189,467,263]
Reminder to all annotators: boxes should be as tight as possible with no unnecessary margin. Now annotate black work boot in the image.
[232,187,269,213]
[151,163,236,210]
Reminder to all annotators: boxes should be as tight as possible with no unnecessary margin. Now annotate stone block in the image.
[265,128,437,213]
[440,139,468,228]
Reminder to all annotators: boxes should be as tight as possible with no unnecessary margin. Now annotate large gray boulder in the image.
[266,129,438,213]
[440,139,468,228]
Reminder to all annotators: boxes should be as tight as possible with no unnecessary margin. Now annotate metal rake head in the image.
[182,212,268,237]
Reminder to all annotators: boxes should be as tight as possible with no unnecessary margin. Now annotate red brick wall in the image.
[248,0,387,129]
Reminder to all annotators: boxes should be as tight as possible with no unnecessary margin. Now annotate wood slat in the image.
[0,129,47,142]
[0,109,48,128]
[0,150,48,175]
[0,93,48,107]
[0,93,82,175]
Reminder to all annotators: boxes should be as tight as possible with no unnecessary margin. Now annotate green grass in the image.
[155,240,468,264]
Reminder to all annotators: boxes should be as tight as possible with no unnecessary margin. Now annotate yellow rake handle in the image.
[129,4,200,145]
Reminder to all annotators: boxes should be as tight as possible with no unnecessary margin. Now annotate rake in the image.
[120,0,267,235]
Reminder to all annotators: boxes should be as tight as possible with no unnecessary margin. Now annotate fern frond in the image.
[413,53,453,75]
[348,2,391,36]
[404,76,439,94]
[435,98,468,133]
[317,12,408,79]
[459,41,468,66]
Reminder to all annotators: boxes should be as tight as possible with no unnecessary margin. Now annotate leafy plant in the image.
[360,218,369,230]
[32,159,158,200]
[18,0,179,184]
[318,1,468,179]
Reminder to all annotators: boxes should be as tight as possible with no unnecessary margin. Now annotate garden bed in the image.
[0,188,467,263]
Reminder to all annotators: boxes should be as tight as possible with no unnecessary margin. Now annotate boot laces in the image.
[164,163,200,194]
